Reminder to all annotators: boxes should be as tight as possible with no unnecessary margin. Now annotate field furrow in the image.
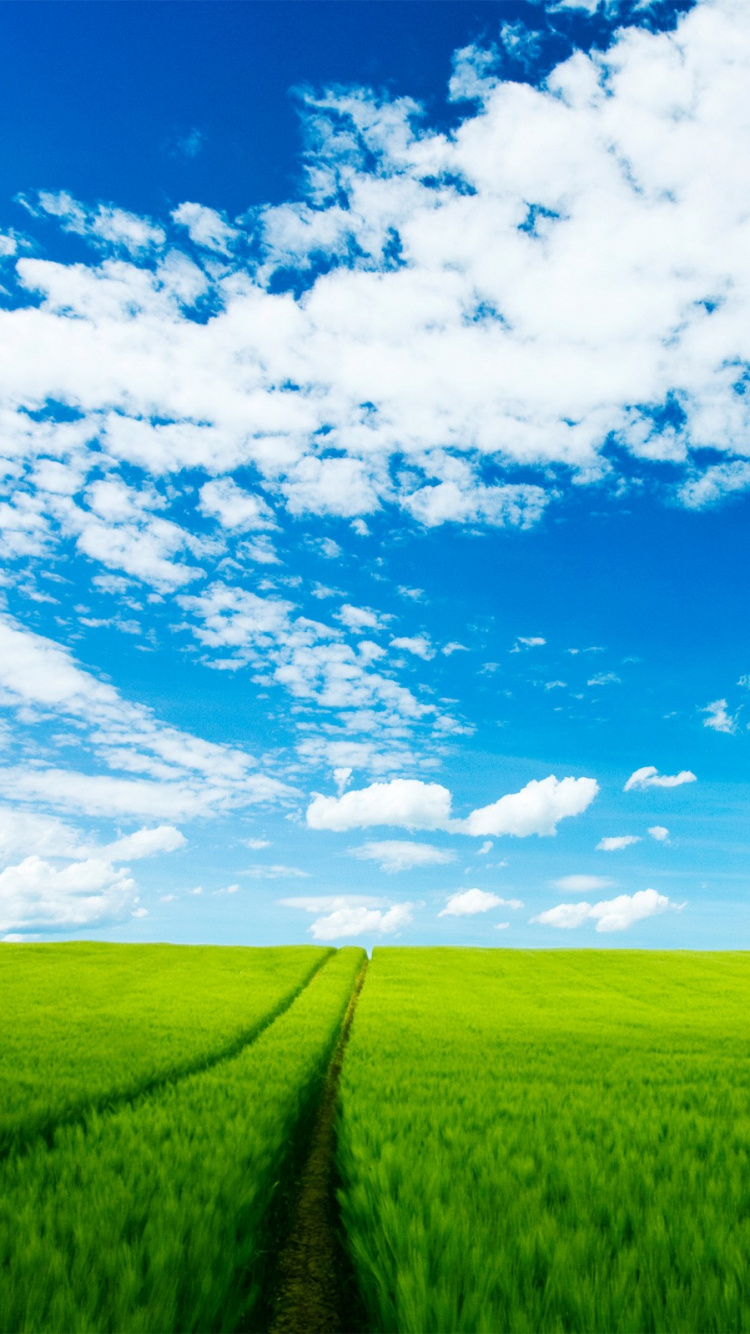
[0,942,330,1157]
[269,954,370,1334]
[0,946,365,1334]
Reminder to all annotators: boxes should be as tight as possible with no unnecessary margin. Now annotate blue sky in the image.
[0,0,748,949]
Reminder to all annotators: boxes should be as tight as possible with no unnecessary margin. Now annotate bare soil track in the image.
[267,959,369,1334]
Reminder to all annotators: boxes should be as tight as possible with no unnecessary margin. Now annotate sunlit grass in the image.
[0,946,364,1333]
[337,948,750,1333]
[0,941,328,1154]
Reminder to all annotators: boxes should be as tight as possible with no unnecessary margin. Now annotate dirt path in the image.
[268,959,369,1334]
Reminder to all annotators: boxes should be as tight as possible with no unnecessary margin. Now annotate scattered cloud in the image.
[457,775,598,837]
[307,779,452,832]
[439,888,522,916]
[307,773,598,837]
[624,766,697,791]
[241,864,310,879]
[596,834,640,851]
[511,636,546,653]
[0,854,137,935]
[532,888,677,933]
[648,825,670,842]
[390,635,435,660]
[552,874,613,892]
[279,893,414,940]
[702,698,737,734]
[350,840,456,872]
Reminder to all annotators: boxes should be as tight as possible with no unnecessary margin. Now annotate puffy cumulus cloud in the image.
[439,888,523,916]
[171,202,239,254]
[307,773,598,837]
[0,614,292,820]
[309,902,414,940]
[279,893,414,940]
[198,478,276,531]
[458,775,599,837]
[0,854,138,934]
[648,825,670,841]
[5,0,750,579]
[390,635,435,661]
[624,765,697,791]
[702,698,738,733]
[351,840,456,872]
[533,887,675,933]
[552,874,612,892]
[307,779,453,832]
[596,834,641,850]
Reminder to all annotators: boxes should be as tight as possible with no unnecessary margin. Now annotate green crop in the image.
[337,948,750,1333]
[0,946,364,1334]
[0,941,327,1155]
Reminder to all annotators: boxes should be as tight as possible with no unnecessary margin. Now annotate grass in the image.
[0,941,329,1155]
[336,948,750,1333]
[0,945,364,1333]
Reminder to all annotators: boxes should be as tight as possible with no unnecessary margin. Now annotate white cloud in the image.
[337,604,385,633]
[478,840,493,855]
[596,834,641,850]
[702,698,737,733]
[439,887,523,916]
[7,2,750,553]
[242,864,310,879]
[99,825,186,861]
[442,641,468,656]
[243,837,270,850]
[390,635,435,660]
[648,825,670,842]
[458,775,599,837]
[533,888,674,933]
[280,892,415,939]
[307,773,598,837]
[552,874,613,892]
[351,840,456,872]
[171,202,238,254]
[309,901,414,940]
[587,672,621,687]
[307,779,452,832]
[532,900,592,930]
[511,636,546,653]
[0,854,137,934]
[199,478,275,531]
[624,766,697,791]
[0,614,292,819]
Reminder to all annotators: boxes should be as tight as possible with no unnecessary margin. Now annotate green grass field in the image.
[0,943,364,1332]
[0,942,329,1156]
[2,942,750,1333]
[337,948,750,1333]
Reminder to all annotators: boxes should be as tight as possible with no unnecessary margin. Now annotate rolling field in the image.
[3,942,750,1333]
[337,948,750,1333]
[0,942,330,1156]
[0,943,364,1333]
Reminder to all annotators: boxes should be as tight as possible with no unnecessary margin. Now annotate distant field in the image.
[2,943,750,1333]
[337,948,750,1333]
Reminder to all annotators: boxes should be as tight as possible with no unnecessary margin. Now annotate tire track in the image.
[3,948,334,1164]
[268,957,369,1334]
